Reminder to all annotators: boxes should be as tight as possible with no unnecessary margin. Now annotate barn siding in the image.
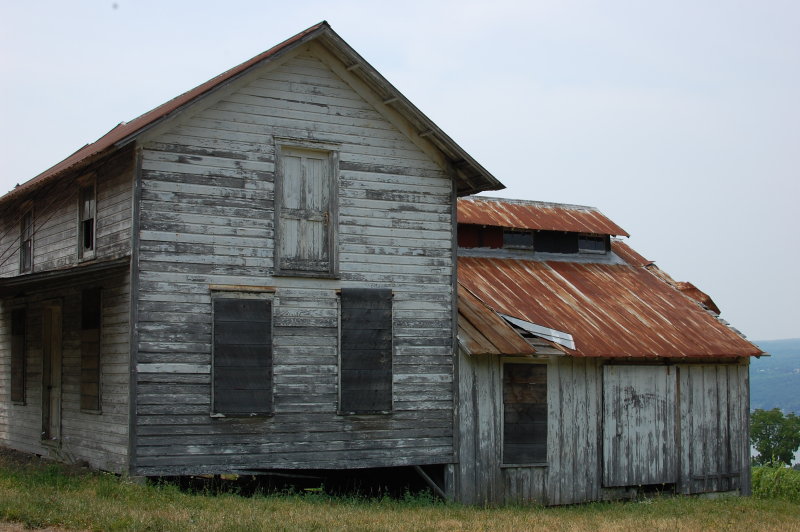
[132,48,457,475]
[0,270,130,472]
[454,355,749,505]
[677,362,750,494]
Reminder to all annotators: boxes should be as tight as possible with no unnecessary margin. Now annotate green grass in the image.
[753,465,800,503]
[2,451,800,531]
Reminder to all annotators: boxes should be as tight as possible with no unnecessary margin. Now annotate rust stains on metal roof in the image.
[458,196,629,237]
[458,255,762,358]
[458,284,537,356]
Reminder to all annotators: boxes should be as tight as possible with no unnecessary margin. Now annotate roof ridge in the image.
[464,195,600,211]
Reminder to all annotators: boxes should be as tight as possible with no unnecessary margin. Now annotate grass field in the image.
[2,448,799,531]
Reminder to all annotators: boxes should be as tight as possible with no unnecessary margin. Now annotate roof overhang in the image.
[0,256,130,297]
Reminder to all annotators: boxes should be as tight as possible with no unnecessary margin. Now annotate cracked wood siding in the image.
[454,354,602,506]
[0,270,130,472]
[678,363,750,495]
[133,49,456,475]
[0,147,134,278]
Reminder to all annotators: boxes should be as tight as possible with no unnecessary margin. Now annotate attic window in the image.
[578,234,609,254]
[503,230,534,249]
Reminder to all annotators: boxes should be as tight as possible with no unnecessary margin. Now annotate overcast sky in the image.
[1,1,797,341]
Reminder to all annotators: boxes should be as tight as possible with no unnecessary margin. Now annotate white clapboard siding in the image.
[133,49,456,474]
[0,147,134,278]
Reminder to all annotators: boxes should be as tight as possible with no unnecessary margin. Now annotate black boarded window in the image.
[503,363,547,464]
[212,298,272,416]
[339,288,392,414]
[10,308,26,404]
[578,234,609,253]
[80,288,102,411]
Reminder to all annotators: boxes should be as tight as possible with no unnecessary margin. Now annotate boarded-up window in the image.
[79,183,96,259]
[340,288,392,414]
[212,298,272,415]
[503,363,547,464]
[81,288,102,411]
[20,210,33,273]
[10,309,26,403]
[275,146,337,276]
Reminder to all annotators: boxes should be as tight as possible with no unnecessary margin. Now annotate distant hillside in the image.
[750,338,800,414]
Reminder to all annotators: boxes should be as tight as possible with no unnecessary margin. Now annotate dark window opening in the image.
[340,288,393,414]
[79,184,96,258]
[503,363,547,464]
[503,230,534,249]
[80,288,102,411]
[212,298,273,416]
[457,224,503,248]
[535,230,578,254]
[11,309,26,404]
[578,234,609,254]
[20,211,33,273]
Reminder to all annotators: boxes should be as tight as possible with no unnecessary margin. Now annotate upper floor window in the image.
[19,210,33,273]
[79,183,96,260]
[275,144,338,277]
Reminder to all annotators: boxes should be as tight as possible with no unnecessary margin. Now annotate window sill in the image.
[80,409,102,415]
[500,463,548,469]
[274,271,339,279]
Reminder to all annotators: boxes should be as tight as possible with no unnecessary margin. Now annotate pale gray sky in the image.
[1,0,797,341]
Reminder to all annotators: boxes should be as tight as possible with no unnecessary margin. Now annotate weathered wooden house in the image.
[0,22,503,481]
[453,196,762,505]
[0,21,761,505]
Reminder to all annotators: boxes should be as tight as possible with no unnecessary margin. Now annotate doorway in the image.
[41,301,62,443]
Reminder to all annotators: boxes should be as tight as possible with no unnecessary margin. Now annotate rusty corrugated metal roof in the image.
[611,240,651,267]
[458,196,629,237]
[458,255,762,358]
[458,284,537,356]
[2,22,502,206]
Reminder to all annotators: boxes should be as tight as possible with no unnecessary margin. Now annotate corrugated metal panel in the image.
[611,240,651,267]
[458,256,762,358]
[458,284,537,356]
[1,22,502,206]
[458,196,629,237]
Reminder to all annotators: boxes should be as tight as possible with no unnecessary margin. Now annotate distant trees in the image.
[750,408,800,466]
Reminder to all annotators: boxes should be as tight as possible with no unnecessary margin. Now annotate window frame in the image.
[210,290,274,418]
[19,208,33,273]
[80,287,102,413]
[500,359,549,467]
[78,179,97,260]
[578,233,609,254]
[274,139,339,278]
[502,229,535,250]
[338,288,394,415]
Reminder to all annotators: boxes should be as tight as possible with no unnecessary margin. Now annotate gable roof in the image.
[1,22,503,207]
[458,196,629,237]
[457,197,761,358]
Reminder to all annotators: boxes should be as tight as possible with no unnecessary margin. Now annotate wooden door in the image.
[41,302,63,443]
[603,365,677,486]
